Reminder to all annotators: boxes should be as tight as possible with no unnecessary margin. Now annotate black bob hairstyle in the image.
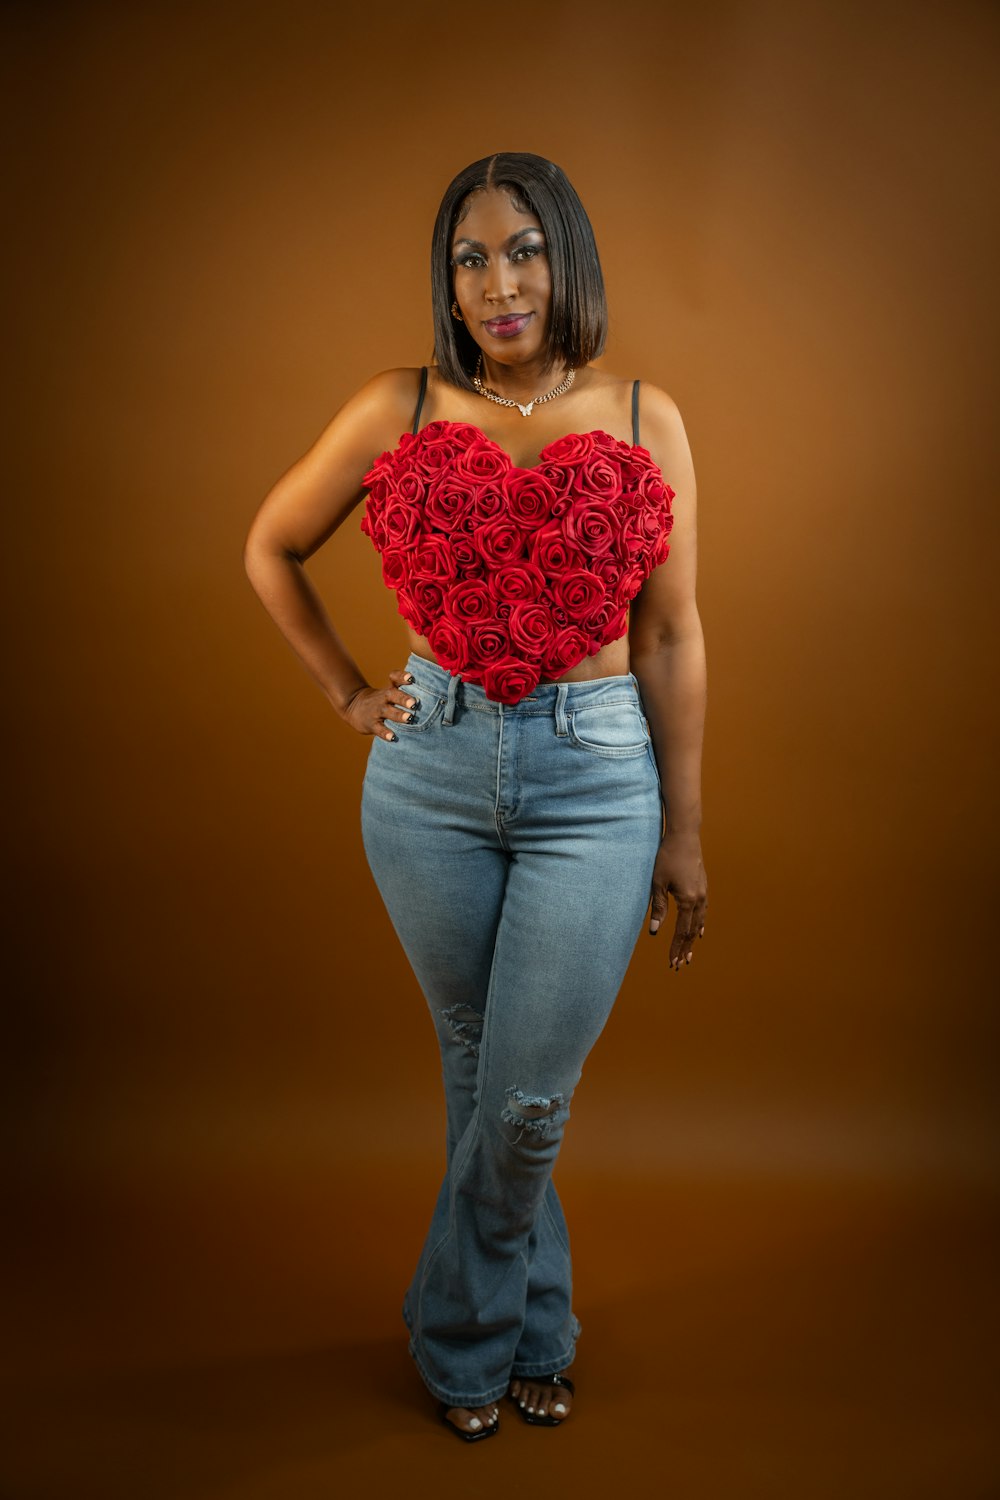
[431,152,608,391]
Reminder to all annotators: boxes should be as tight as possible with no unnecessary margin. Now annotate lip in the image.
[483,312,533,339]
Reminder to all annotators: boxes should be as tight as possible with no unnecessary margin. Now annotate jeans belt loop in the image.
[443,672,460,726]
[554,683,569,737]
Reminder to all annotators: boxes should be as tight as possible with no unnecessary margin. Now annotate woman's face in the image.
[450,187,553,368]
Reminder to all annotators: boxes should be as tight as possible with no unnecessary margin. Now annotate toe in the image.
[446,1406,482,1434]
[549,1380,573,1419]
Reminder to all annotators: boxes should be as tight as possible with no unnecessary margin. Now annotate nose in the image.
[483,258,518,306]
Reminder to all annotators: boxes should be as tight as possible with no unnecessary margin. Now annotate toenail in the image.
[553,1402,566,1413]
[468,1416,482,1429]
[519,1399,526,1408]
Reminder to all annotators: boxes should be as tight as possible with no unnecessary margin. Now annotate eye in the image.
[511,244,543,262]
[452,252,486,269]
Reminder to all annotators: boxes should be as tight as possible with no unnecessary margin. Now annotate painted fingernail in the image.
[404,674,414,682]
[402,712,412,721]
[650,919,660,933]
[686,952,692,962]
[386,732,396,741]
[406,698,417,708]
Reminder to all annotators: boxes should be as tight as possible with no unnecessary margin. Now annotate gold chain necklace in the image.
[472,352,576,418]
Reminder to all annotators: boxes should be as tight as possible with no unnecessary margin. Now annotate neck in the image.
[479,352,571,398]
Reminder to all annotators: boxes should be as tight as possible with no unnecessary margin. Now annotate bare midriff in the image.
[405,629,632,684]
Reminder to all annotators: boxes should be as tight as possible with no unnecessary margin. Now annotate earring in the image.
[451,300,464,323]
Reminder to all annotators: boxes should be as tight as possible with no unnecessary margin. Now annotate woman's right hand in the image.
[341,668,419,741]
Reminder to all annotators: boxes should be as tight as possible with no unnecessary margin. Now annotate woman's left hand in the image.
[648,831,708,971]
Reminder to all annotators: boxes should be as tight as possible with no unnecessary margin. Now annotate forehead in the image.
[452,186,543,245]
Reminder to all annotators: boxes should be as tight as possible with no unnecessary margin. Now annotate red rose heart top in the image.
[360,420,675,705]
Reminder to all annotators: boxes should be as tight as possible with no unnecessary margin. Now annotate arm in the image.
[242,367,422,741]
[628,384,709,972]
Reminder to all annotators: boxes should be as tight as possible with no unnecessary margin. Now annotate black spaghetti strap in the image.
[631,379,641,446]
[411,365,429,434]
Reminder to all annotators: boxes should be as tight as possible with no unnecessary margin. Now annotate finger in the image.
[381,685,421,722]
[669,899,699,970]
[648,886,669,935]
[388,667,416,688]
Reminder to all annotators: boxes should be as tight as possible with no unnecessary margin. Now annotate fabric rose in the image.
[571,455,623,502]
[443,578,493,624]
[451,534,486,578]
[424,476,475,532]
[589,556,624,593]
[470,483,505,522]
[588,603,628,652]
[454,437,509,483]
[473,516,524,567]
[428,616,472,673]
[481,657,540,705]
[561,499,618,557]
[410,534,459,582]
[395,585,427,634]
[528,521,586,577]
[383,495,422,549]
[488,561,547,603]
[541,626,590,677]
[532,460,574,496]
[614,564,647,606]
[467,620,513,663]
[507,602,555,660]
[410,422,479,477]
[614,518,648,565]
[541,432,597,465]
[502,470,557,529]
[380,547,409,590]
[549,568,606,619]
[407,577,445,621]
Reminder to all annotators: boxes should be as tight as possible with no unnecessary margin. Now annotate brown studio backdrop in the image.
[3,0,999,1488]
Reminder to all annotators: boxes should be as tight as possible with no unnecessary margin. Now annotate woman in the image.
[243,152,708,1442]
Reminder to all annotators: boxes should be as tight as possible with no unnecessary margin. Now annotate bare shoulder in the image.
[632,380,694,484]
[633,380,685,441]
[262,365,426,514]
[338,365,427,449]
[580,368,685,443]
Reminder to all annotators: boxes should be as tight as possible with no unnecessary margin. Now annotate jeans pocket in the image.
[567,702,650,758]
[392,691,446,733]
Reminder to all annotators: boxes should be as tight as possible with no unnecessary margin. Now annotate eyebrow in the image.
[452,228,545,251]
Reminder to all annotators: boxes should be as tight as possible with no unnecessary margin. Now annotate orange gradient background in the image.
[4,2,998,1495]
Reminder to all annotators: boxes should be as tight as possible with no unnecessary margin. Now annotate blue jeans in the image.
[360,652,663,1407]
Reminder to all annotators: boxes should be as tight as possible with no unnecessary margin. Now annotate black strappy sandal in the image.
[508,1372,575,1426]
[438,1401,500,1442]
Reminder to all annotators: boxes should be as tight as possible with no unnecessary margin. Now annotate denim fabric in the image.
[360,652,663,1407]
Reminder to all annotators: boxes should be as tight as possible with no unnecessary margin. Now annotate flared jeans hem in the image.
[404,1324,580,1408]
